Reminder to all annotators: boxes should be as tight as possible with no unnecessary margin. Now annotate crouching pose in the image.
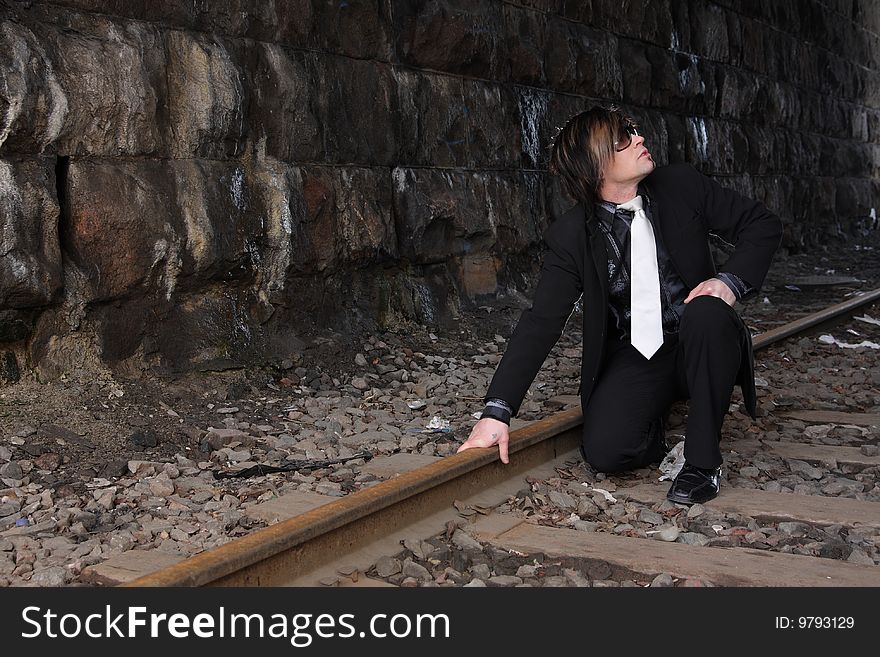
[458,106,782,505]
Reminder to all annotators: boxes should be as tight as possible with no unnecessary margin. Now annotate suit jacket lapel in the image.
[583,206,609,302]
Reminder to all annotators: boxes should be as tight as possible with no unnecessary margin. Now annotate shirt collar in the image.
[595,185,651,228]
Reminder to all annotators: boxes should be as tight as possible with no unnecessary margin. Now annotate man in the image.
[457,106,783,505]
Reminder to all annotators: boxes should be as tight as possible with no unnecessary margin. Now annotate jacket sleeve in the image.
[483,221,583,416]
[691,165,784,292]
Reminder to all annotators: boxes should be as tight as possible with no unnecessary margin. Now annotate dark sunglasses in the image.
[613,121,639,152]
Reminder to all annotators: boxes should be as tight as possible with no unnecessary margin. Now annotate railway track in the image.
[127,288,880,587]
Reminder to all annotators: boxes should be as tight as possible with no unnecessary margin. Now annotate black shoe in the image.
[666,463,721,505]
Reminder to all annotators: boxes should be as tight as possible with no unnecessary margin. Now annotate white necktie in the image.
[617,195,663,359]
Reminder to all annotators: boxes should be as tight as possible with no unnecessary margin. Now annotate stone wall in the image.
[1,0,878,378]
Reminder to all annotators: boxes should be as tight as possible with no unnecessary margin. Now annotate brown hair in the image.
[547,105,637,206]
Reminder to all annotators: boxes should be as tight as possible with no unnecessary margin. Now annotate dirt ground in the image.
[2,228,879,498]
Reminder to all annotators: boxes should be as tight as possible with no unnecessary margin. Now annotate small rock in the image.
[0,462,23,480]
[679,532,710,546]
[573,520,597,532]
[470,563,491,580]
[577,498,600,516]
[463,579,486,587]
[547,491,577,510]
[402,560,432,582]
[653,525,680,542]
[787,459,823,480]
[99,460,129,479]
[860,445,879,457]
[147,473,175,497]
[33,453,62,471]
[488,575,522,587]
[821,478,865,496]
[686,503,705,519]
[403,538,432,561]
[650,573,674,587]
[681,578,710,587]
[203,428,252,451]
[351,378,369,390]
[562,568,591,587]
[29,566,71,587]
[516,565,538,578]
[845,548,874,566]
[130,430,159,449]
[777,521,811,536]
[374,556,401,578]
[451,530,482,551]
[819,540,851,560]
[355,353,368,367]
[638,509,663,525]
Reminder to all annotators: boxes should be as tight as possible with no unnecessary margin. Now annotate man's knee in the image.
[681,295,737,335]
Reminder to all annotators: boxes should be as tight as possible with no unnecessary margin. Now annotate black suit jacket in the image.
[485,163,784,419]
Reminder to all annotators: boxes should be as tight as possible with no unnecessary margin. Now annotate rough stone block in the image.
[246,44,321,163]
[502,4,546,86]
[171,158,265,281]
[46,19,164,157]
[0,159,62,309]
[455,254,500,298]
[275,0,392,59]
[314,56,397,164]
[483,171,546,252]
[689,1,729,61]
[164,30,247,159]
[592,0,674,48]
[620,40,652,106]
[543,17,622,99]
[717,67,758,119]
[297,165,396,271]
[64,159,263,301]
[392,168,496,263]
[391,0,509,80]
[459,79,521,168]
[685,117,746,174]
[0,20,68,155]
[393,69,470,167]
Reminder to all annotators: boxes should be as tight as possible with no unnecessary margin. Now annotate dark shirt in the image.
[595,196,687,339]
[595,192,754,341]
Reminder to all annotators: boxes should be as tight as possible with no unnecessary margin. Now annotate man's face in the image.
[603,123,655,187]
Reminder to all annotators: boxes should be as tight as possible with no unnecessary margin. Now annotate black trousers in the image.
[581,295,745,472]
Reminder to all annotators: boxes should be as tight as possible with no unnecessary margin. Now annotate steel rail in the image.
[126,287,880,587]
[751,287,880,349]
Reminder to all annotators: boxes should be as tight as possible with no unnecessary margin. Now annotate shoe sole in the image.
[666,490,718,506]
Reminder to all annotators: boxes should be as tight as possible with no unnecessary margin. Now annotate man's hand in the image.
[684,277,736,307]
[456,417,511,464]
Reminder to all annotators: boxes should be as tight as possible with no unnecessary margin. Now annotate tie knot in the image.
[616,195,644,213]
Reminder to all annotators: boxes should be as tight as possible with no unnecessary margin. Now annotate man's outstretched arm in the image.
[458,223,583,463]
